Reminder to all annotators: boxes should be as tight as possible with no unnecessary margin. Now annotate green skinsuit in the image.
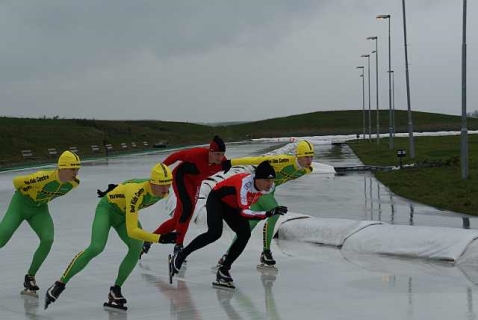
[60,179,167,286]
[0,170,79,275]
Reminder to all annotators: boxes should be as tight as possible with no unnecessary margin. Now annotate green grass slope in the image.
[349,135,478,216]
[1,110,477,164]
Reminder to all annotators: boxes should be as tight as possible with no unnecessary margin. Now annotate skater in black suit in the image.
[170,161,287,288]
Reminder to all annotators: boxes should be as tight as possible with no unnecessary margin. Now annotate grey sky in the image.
[0,0,476,122]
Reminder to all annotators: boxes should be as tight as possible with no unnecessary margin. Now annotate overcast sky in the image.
[1,1,476,122]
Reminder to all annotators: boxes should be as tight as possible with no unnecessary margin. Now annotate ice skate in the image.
[211,253,227,271]
[256,250,278,273]
[44,281,65,310]
[212,266,235,290]
[21,274,40,298]
[168,254,174,284]
[170,250,186,280]
[173,244,187,265]
[103,285,127,311]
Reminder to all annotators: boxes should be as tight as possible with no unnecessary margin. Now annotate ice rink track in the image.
[2,139,478,319]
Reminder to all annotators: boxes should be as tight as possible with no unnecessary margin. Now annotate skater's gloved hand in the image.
[266,206,288,217]
[222,160,232,174]
[139,241,152,259]
[97,184,118,198]
[158,232,178,244]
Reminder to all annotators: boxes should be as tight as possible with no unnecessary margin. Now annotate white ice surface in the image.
[2,141,478,319]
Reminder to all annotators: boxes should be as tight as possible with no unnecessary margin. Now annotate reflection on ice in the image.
[137,261,278,320]
[21,295,39,320]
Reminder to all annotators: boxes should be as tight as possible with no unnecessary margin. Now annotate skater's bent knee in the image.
[40,237,54,247]
[0,238,8,248]
[237,229,251,239]
[86,243,106,256]
[207,230,222,241]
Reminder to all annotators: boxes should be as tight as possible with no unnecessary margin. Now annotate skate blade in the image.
[168,254,174,284]
[20,290,38,298]
[256,264,278,273]
[103,302,128,312]
[212,282,235,290]
[44,299,53,310]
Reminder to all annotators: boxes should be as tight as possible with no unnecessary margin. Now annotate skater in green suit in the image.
[217,140,315,268]
[44,163,178,311]
[0,150,81,296]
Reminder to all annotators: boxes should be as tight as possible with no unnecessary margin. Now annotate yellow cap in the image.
[150,163,173,185]
[58,151,81,169]
[296,140,314,158]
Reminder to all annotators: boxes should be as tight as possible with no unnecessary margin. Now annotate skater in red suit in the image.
[140,135,248,258]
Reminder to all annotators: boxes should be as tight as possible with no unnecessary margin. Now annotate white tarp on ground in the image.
[278,217,478,263]
[278,217,384,247]
[456,240,478,265]
[341,224,478,261]
[252,130,478,145]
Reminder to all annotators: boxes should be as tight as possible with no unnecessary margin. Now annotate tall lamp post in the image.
[357,66,366,139]
[402,0,415,158]
[461,0,468,179]
[361,54,372,141]
[377,14,394,149]
[367,36,380,144]
[387,70,395,137]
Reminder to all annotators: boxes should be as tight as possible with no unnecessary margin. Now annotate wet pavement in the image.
[1,139,478,320]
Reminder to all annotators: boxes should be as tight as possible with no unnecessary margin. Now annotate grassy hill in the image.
[223,110,478,138]
[1,110,478,165]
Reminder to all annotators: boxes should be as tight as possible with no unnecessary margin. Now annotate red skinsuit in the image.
[212,173,269,219]
[154,147,227,244]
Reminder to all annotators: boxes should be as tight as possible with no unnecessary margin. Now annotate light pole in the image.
[392,70,395,136]
[361,54,372,141]
[387,70,395,137]
[357,66,366,139]
[461,0,468,179]
[402,0,415,158]
[367,36,379,144]
[377,14,394,149]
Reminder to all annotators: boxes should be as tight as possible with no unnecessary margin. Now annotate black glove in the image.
[265,206,288,217]
[97,184,118,198]
[139,241,152,259]
[158,232,178,244]
[222,160,232,174]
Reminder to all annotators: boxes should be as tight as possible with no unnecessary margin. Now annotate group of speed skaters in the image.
[0,136,315,311]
